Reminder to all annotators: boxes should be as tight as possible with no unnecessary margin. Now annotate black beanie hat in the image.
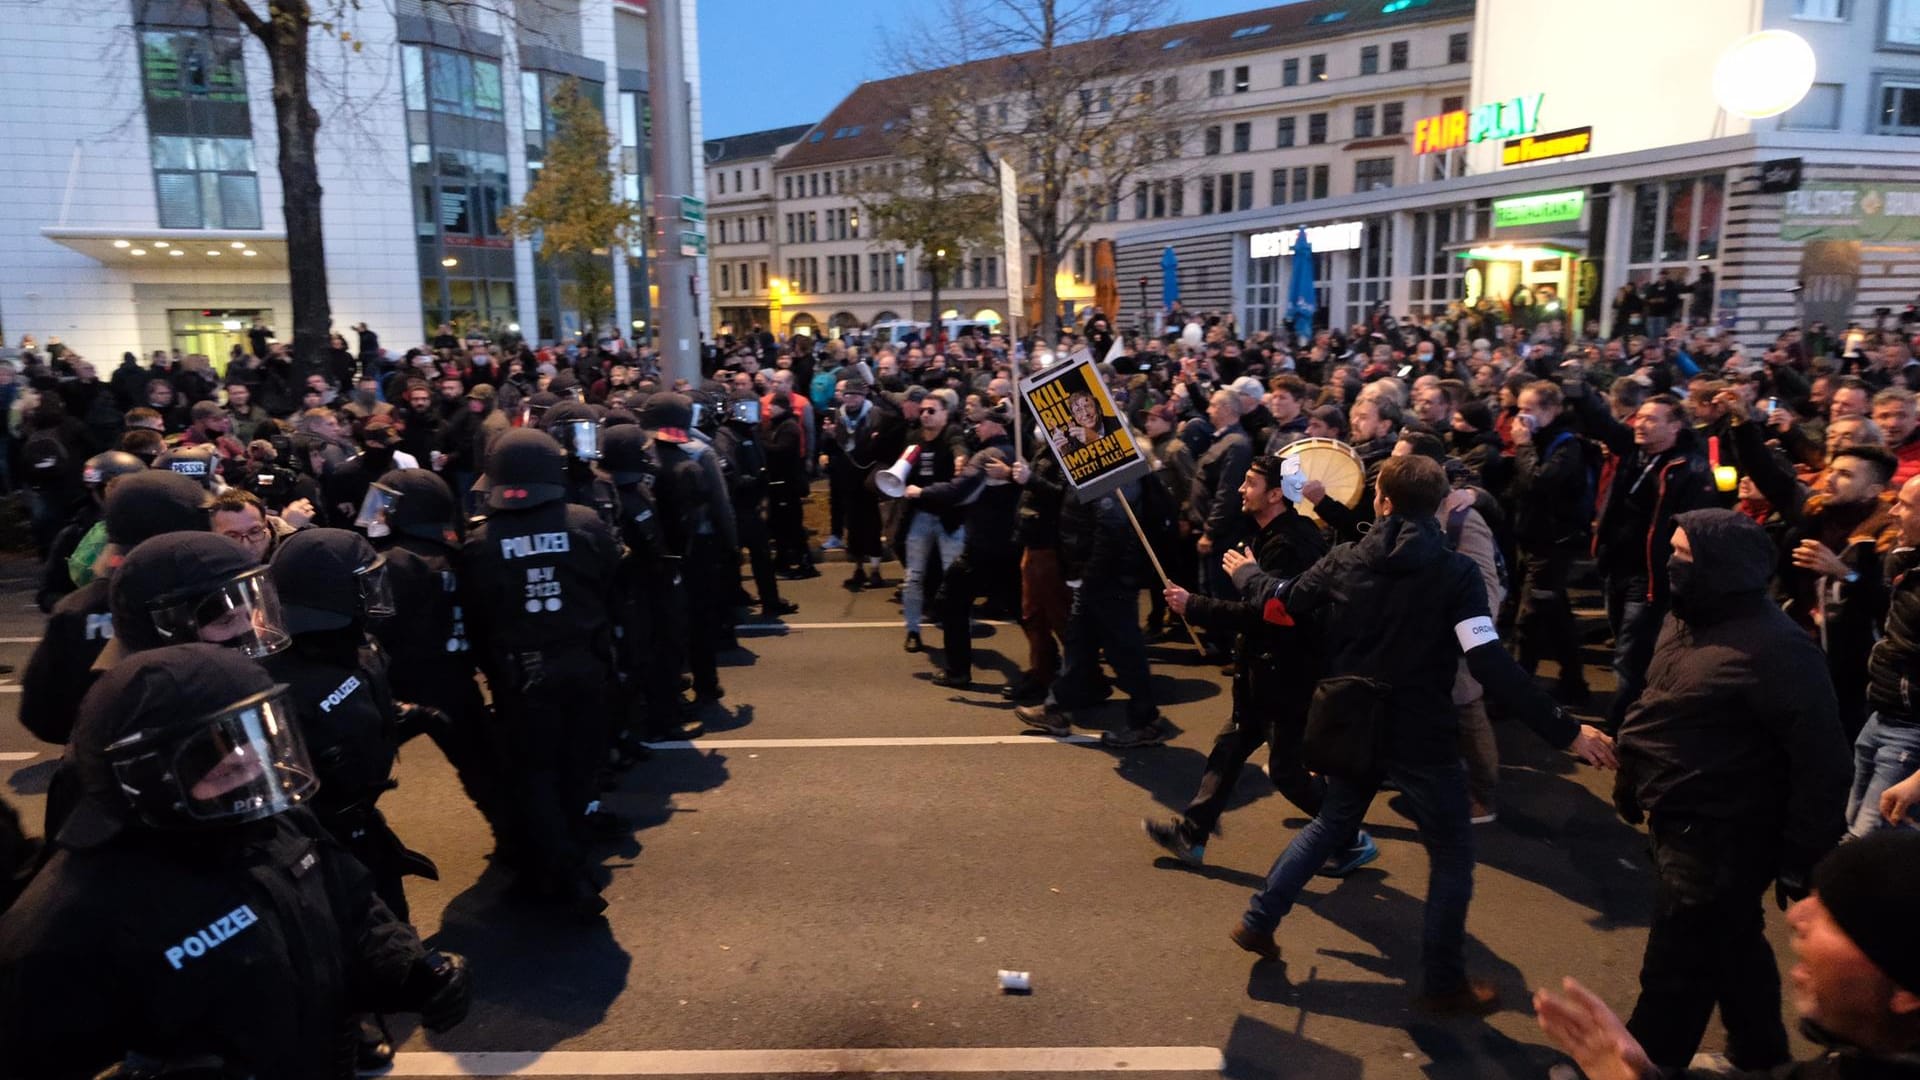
[1813,830,1920,994]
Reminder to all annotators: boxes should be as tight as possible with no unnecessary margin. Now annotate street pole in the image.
[646,0,700,386]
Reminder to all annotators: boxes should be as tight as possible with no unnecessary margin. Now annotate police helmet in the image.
[544,400,603,461]
[525,391,561,426]
[486,428,567,510]
[600,424,655,486]
[83,450,146,493]
[726,394,763,426]
[110,532,289,657]
[640,393,694,444]
[66,644,316,842]
[603,407,638,429]
[372,468,461,547]
[103,470,215,548]
[154,445,217,489]
[269,528,393,634]
[688,391,720,437]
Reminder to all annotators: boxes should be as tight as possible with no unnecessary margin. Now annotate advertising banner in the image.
[1782,183,1920,243]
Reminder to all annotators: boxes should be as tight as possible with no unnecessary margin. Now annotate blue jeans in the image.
[902,512,963,633]
[1847,713,1920,837]
[1242,756,1474,995]
[1606,577,1666,731]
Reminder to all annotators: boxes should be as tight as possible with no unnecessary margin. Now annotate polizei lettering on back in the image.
[318,675,362,713]
[500,532,571,559]
[163,904,259,969]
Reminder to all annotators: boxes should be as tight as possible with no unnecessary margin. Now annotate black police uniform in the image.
[543,401,619,523]
[713,398,788,615]
[602,425,688,741]
[644,395,736,702]
[366,469,508,845]
[0,645,467,1080]
[266,529,424,921]
[459,430,622,910]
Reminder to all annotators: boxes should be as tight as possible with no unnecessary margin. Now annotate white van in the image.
[866,319,998,347]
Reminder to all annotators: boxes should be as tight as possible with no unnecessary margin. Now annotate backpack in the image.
[1545,429,1601,541]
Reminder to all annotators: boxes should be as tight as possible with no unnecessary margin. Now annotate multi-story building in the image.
[704,124,809,336]
[0,0,704,364]
[1116,0,1920,348]
[700,0,1474,338]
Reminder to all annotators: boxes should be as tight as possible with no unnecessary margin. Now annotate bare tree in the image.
[891,0,1199,343]
[850,88,1003,333]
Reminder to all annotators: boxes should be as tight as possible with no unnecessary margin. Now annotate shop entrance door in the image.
[168,309,264,372]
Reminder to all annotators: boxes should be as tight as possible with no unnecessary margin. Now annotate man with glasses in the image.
[211,487,309,563]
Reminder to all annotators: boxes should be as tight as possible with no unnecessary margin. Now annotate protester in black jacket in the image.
[1229,455,1615,1015]
[1614,508,1850,1073]
[1007,452,1069,702]
[926,411,1020,688]
[1506,380,1593,700]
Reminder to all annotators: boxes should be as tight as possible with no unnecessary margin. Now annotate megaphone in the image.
[876,445,921,498]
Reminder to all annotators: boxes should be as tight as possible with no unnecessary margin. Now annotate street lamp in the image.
[930,248,948,344]
[1713,30,1816,119]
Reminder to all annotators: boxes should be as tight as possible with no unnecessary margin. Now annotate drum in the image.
[1279,437,1366,523]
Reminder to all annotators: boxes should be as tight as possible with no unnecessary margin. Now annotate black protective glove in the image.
[395,703,452,742]
[1611,770,1645,826]
[409,950,471,1032]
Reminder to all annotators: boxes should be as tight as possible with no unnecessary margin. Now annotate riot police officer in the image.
[714,392,795,619]
[641,393,735,706]
[38,449,145,611]
[359,469,510,848]
[458,429,623,916]
[20,471,213,746]
[541,400,616,522]
[0,644,470,1079]
[324,414,402,526]
[601,424,699,743]
[265,529,430,921]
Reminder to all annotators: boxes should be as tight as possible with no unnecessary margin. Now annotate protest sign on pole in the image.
[1017,351,1149,502]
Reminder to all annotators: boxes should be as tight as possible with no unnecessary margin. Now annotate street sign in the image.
[679,230,706,257]
[680,196,705,223]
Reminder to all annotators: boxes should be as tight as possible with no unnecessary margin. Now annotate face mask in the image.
[1666,554,1696,608]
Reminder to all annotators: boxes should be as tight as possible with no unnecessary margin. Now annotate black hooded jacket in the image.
[1616,508,1849,871]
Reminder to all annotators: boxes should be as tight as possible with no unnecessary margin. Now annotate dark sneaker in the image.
[1015,704,1072,737]
[1101,719,1172,748]
[930,670,971,689]
[1229,923,1280,962]
[1414,978,1501,1017]
[762,599,799,617]
[1143,818,1205,865]
[1001,675,1051,702]
[1317,830,1380,877]
[903,631,923,653]
[843,569,869,592]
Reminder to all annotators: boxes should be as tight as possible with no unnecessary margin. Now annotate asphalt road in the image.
[0,558,1811,1079]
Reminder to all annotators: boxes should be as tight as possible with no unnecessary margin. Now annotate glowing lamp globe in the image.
[1713,30,1816,119]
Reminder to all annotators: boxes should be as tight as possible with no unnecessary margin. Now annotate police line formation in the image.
[0,309,1918,1078]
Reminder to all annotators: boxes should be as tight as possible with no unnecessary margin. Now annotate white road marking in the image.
[0,751,36,762]
[749,621,1015,631]
[383,1046,1224,1075]
[649,734,1100,749]
[0,686,20,695]
[0,637,41,644]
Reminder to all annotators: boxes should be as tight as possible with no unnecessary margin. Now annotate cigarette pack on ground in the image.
[997,970,1032,994]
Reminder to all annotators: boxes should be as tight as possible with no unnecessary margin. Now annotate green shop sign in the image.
[1782,182,1920,243]
[1493,189,1585,229]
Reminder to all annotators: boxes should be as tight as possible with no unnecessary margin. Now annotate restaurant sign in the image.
[1492,189,1585,229]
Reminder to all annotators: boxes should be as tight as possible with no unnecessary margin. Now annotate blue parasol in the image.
[1160,245,1179,309]
[1287,228,1317,345]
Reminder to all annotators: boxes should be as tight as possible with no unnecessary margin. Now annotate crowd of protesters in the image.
[0,288,1919,1077]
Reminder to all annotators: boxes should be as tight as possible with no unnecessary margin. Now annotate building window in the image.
[1236,171,1253,210]
[1793,0,1849,16]
[1204,126,1222,155]
[1161,75,1178,101]
[1442,94,1465,112]
[1308,112,1327,144]
[1282,58,1299,85]
[1233,65,1250,92]
[1313,165,1329,199]
[1208,69,1225,96]
[421,48,503,120]
[1354,157,1394,191]
[1627,174,1726,283]
[1360,45,1379,75]
[753,166,761,188]
[140,21,260,230]
[1271,168,1287,206]
[1290,167,1308,203]
[1389,41,1409,70]
[1232,121,1251,152]
[1344,218,1394,320]
[1354,105,1375,138]
[1447,31,1469,63]
[783,176,792,199]
[1409,208,1469,315]
[1782,82,1844,129]
[1200,179,1214,215]
[716,173,725,195]
[1276,116,1295,147]
[1880,77,1920,130]
[1382,102,1404,135]
[719,263,732,292]
[1309,53,1326,81]
[1887,0,1920,46]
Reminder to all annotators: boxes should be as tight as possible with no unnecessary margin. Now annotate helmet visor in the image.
[107,686,318,828]
[149,567,290,658]
[357,554,395,620]
[557,419,602,460]
[354,482,401,532]
[728,399,762,424]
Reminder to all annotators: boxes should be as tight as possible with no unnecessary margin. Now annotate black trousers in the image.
[734,500,781,607]
[1626,817,1790,1072]
[1183,673,1324,838]
[1516,546,1583,687]
[685,539,726,696]
[938,549,1018,679]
